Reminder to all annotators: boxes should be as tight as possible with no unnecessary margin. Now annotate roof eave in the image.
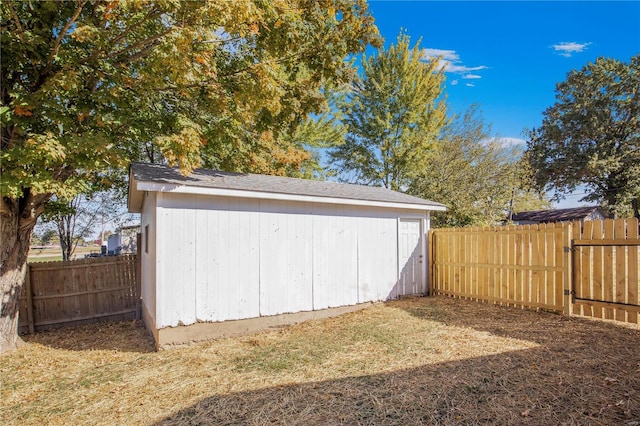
[127,168,144,213]
[135,180,447,212]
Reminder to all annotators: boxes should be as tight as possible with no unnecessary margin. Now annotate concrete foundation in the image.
[152,302,375,349]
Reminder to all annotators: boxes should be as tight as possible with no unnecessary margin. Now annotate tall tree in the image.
[329,33,448,190]
[526,55,640,219]
[410,106,550,227]
[0,0,380,352]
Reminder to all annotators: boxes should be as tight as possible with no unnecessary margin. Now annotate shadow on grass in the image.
[156,347,639,425]
[22,320,155,353]
[156,297,640,425]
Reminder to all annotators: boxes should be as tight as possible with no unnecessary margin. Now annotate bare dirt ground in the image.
[1,296,639,425]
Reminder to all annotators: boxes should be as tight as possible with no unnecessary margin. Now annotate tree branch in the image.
[5,1,24,44]
[107,6,160,50]
[154,47,314,92]
[6,2,39,77]
[105,28,173,62]
[43,0,89,77]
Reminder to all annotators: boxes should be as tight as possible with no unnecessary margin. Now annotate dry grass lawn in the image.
[1,296,639,425]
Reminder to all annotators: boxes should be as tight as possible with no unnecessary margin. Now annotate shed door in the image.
[398,219,425,296]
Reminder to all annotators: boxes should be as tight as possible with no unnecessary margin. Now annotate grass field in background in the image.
[27,245,101,263]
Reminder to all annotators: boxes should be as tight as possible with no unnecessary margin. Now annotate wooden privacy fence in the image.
[571,219,640,323]
[19,254,140,334]
[429,219,640,324]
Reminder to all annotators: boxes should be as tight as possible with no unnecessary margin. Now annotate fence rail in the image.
[429,219,640,325]
[19,254,140,333]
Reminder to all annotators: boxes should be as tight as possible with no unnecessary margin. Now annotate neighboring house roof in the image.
[128,162,447,213]
[511,206,608,223]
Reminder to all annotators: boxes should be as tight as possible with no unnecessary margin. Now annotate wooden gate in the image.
[571,218,640,323]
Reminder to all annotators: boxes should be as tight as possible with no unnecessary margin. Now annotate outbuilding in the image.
[128,163,446,347]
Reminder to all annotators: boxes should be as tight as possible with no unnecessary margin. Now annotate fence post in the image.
[25,264,35,334]
[563,223,572,316]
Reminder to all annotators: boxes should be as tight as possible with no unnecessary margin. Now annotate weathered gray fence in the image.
[19,254,140,333]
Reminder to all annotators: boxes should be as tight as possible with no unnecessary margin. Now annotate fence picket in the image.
[580,221,594,317]
[614,219,627,321]
[628,219,639,323]
[592,220,604,318]
[603,219,615,319]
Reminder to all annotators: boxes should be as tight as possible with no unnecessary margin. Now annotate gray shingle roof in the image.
[130,162,445,209]
[511,206,607,223]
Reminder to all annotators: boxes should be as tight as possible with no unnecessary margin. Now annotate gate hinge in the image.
[563,246,572,253]
[563,289,575,296]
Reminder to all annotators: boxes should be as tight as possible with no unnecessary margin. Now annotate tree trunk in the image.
[0,195,45,353]
[632,198,640,220]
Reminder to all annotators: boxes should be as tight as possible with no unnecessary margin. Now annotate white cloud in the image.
[466,83,475,87]
[422,48,459,62]
[552,41,592,57]
[499,137,527,146]
[481,137,527,147]
[443,63,488,73]
[422,48,488,83]
[450,79,459,86]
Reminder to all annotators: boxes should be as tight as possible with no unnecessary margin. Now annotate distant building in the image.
[116,225,140,254]
[510,206,610,225]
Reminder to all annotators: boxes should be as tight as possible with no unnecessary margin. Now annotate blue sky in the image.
[365,1,640,207]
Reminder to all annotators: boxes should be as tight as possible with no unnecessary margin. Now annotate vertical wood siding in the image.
[151,193,426,328]
[140,192,157,327]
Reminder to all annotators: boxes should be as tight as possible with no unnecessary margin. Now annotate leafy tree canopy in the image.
[0,0,380,352]
[410,106,551,227]
[329,32,448,190]
[526,55,640,219]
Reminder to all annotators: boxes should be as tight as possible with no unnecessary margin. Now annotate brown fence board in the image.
[603,219,615,319]
[628,219,639,323]
[592,220,604,318]
[19,254,139,333]
[614,220,626,321]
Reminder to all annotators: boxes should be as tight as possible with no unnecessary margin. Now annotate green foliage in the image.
[1,0,381,202]
[410,106,550,227]
[37,229,58,246]
[526,55,640,219]
[0,0,380,349]
[329,32,448,190]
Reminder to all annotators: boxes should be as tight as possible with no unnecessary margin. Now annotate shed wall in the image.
[140,192,157,331]
[153,192,427,328]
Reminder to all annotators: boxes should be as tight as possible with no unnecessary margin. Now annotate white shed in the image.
[128,163,446,347]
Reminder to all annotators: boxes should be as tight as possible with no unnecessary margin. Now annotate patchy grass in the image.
[1,296,639,425]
